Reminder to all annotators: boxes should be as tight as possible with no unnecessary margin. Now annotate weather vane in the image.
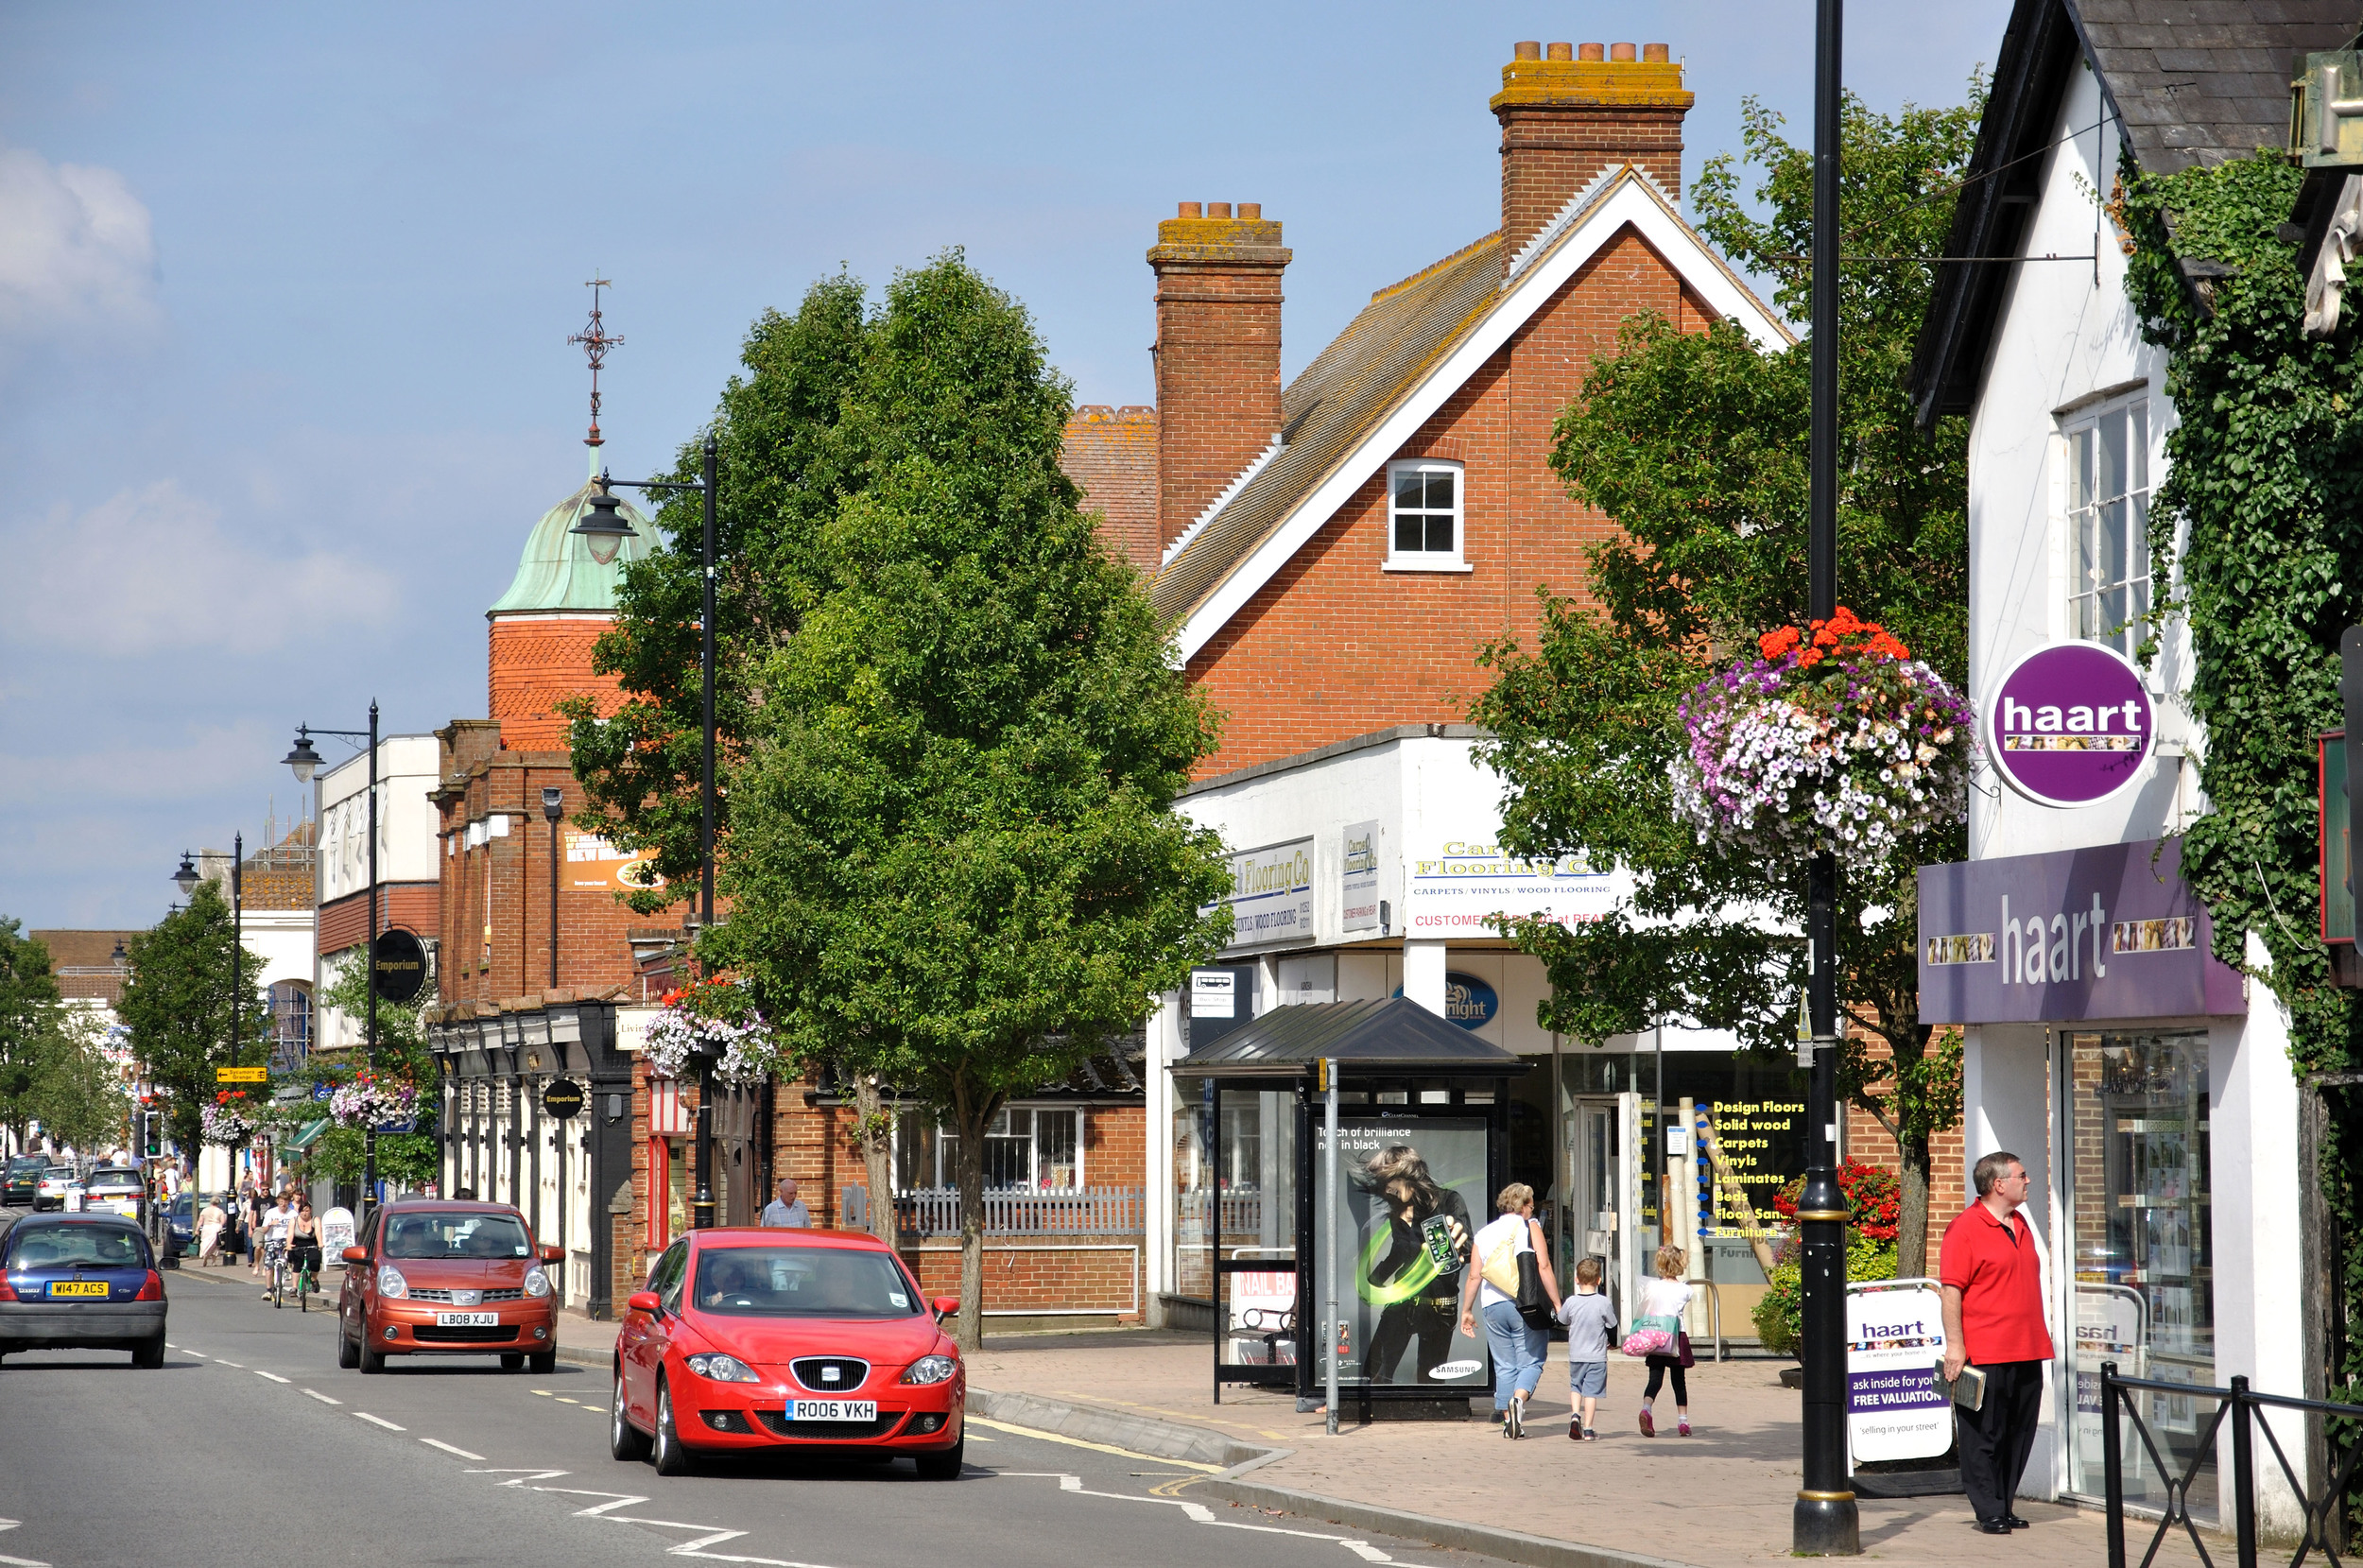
[568,277,624,448]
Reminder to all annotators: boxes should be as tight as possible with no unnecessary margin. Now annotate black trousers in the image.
[1958,1359,2044,1524]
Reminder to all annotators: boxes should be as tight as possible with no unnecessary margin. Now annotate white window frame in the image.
[891,1104,1084,1193]
[2060,395,2152,661]
[1381,458,1472,573]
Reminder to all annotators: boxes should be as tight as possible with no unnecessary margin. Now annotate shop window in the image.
[892,1106,1081,1191]
[1383,461,1470,573]
[2065,399,2151,658]
[2066,1029,2213,1510]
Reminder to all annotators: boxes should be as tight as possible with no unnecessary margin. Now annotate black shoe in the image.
[2006,1515,2031,1529]
[1974,1520,2013,1535]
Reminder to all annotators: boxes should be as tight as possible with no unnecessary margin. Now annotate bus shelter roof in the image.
[1170,996,1527,1080]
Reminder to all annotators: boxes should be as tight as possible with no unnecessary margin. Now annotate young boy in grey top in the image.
[1557,1256,1619,1441]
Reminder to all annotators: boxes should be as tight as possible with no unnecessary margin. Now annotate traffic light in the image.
[142,1110,160,1157]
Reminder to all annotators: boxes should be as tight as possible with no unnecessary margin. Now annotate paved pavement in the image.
[0,1253,1526,1568]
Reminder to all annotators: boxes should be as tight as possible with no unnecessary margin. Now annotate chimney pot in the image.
[1642,43,1670,62]
[1237,202,1261,219]
[1610,42,1637,61]
[1177,201,1202,218]
[1207,201,1233,219]
[1512,40,1542,60]
[1577,42,1605,60]
[1545,42,1572,60]
[1493,39,1694,268]
[1147,203,1288,556]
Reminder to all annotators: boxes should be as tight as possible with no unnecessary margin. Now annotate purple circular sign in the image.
[1987,641,2154,808]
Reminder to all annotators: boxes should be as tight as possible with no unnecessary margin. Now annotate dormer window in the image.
[1384,460,1471,572]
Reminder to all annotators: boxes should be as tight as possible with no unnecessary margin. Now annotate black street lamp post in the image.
[285,701,380,1223]
[175,838,243,1197]
[576,435,719,1231]
[542,786,564,988]
[1794,0,1859,1555]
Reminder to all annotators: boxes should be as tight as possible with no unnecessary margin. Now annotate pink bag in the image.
[1620,1328,1675,1357]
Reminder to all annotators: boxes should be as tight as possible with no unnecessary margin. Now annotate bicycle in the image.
[289,1246,319,1312]
[264,1239,287,1309]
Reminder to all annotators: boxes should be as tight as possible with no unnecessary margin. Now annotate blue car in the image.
[0,1215,167,1367]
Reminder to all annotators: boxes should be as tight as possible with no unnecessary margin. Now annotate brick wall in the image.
[1062,405,1160,573]
[1150,205,1288,554]
[488,613,626,751]
[1492,43,1696,266]
[1186,231,1723,774]
[1841,1026,1968,1272]
[317,883,440,956]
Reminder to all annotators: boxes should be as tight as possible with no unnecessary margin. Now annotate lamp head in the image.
[541,785,564,822]
[283,731,325,785]
[571,482,635,566]
[172,853,200,896]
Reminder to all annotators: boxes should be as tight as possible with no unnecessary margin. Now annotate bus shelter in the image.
[1170,997,1526,1418]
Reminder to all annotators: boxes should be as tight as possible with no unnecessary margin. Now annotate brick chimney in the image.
[1147,201,1289,554]
[1492,41,1694,271]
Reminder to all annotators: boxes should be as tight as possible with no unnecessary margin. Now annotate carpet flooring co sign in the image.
[1403,837,1618,936]
[1209,838,1314,951]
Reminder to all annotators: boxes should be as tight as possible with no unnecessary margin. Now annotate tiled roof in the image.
[2075,0,2359,172]
[1149,231,1504,626]
[1060,405,1159,573]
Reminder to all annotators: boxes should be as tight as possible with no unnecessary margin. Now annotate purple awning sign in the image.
[1987,641,2155,808]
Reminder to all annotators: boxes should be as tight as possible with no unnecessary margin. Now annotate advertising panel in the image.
[1341,820,1383,933]
[1987,641,2155,808]
[1214,837,1316,952]
[564,830,664,893]
[1318,1116,1490,1389]
[1403,837,1619,939]
[1845,1279,1952,1463]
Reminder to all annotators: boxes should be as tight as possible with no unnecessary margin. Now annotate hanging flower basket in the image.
[200,1091,255,1146]
[1669,607,1975,872]
[330,1074,417,1130]
[644,978,777,1084]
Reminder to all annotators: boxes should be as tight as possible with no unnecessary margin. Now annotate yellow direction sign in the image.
[215,1066,267,1083]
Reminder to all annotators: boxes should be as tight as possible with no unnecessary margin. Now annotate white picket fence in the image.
[892,1184,1142,1236]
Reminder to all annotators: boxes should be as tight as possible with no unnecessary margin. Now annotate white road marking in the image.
[530,1388,555,1397]
[1008,1473,1432,1564]
[0,1515,49,1568]
[471,1472,847,1566]
[302,1388,341,1405]
[214,1359,242,1368]
[967,1416,1223,1472]
[421,1439,485,1459]
[354,1413,405,1431]
[254,1370,290,1384]
[181,1349,205,1358]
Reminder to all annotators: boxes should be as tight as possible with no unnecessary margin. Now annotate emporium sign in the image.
[1988,642,2154,808]
[1212,837,1315,952]
[1403,837,1618,936]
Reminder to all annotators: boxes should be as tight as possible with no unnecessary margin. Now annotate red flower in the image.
[1758,626,1802,661]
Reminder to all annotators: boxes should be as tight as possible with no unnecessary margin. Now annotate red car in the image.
[611,1227,964,1479]
[336,1199,562,1373]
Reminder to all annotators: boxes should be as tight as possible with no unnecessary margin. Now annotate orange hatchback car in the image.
[336,1200,561,1373]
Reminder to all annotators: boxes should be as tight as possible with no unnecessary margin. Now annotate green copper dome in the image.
[486,471,660,617]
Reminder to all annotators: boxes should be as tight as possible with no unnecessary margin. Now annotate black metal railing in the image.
[2102,1362,2362,1568]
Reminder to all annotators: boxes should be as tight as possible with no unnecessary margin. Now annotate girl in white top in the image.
[1636,1243,1695,1436]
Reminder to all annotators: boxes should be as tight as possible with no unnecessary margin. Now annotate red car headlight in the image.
[899,1354,958,1386]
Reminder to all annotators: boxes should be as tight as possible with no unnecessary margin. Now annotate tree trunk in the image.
[952,1086,991,1353]
[1897,1129,1932,1280]
[848,1070,894,1241]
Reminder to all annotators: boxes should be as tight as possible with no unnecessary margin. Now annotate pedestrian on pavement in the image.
[1636,1245,1694,1437]
[242,1189,265,1276]
[760,1178,811,1228]
[1557,1255,1618,1440]
[1940,1151,2055,1535]
[1458,1181,1559,1439]
[197,1193,227,1266]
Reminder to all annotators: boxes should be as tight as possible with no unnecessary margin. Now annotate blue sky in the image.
[0,0,2009,931]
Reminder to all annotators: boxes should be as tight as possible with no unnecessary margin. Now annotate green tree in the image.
[0,919,62,1149]
[705,253,1234,1347]
[1468,87,1979,1276]
[315,948,434,1086]
[118,881,270,1154]
[29,1007,129,1157]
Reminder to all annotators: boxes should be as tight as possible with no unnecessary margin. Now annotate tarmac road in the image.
[0,1253,1522,1568]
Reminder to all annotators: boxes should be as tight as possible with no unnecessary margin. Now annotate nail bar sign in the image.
[1988,641,2154,807]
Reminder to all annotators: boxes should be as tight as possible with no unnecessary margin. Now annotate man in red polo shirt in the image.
[1940,1150,2054,1535]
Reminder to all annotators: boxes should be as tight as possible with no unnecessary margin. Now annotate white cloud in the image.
[0,142,162,340]
[3,481,399,656]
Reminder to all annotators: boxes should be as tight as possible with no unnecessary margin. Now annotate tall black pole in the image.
[549,795,561,989]
[1794,0,1859,1555]
[364,700,380,1223]
[692,432,718,1232]
[231,833,244,1194]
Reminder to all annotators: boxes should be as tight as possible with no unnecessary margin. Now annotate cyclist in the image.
[286,1199,322,1301]
[258,1191,293,1301]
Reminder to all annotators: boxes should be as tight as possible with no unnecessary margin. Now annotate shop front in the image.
[1917,836,2299,1514]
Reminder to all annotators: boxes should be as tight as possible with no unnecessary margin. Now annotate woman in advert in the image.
[1353,1145,1473,1385]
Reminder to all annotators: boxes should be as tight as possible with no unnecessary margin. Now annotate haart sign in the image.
[1988,642,2155,808]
